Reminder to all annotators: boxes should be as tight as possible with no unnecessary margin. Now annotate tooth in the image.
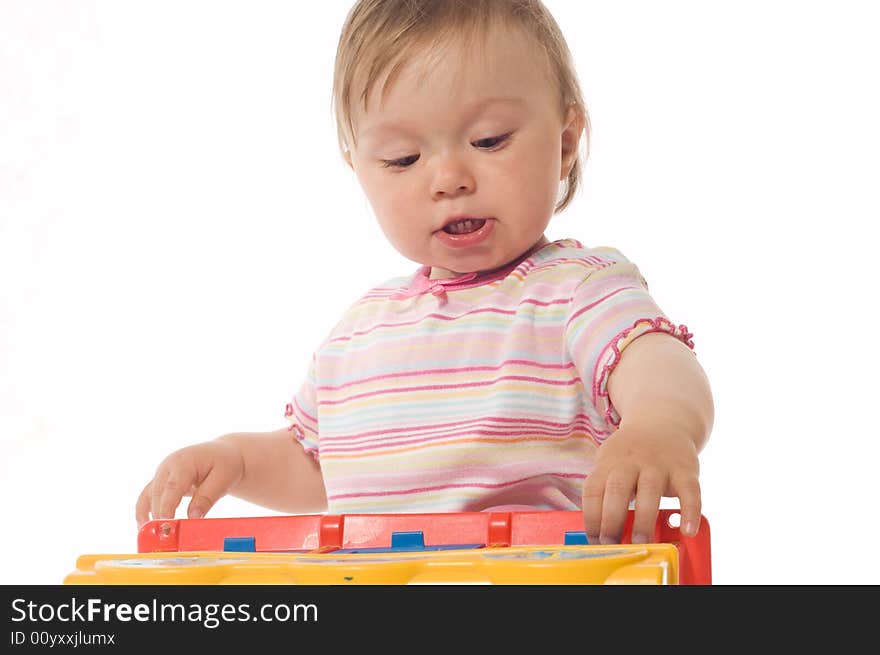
[444,218,485,235]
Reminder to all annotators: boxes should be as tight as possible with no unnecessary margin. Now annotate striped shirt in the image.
[285,239,694,513]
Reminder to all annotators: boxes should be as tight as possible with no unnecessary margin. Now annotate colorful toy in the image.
[64,509,710,585]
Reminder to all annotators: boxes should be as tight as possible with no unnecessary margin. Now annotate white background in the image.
[2,1,878,585]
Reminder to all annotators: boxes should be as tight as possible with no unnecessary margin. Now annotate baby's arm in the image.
[218,429,327,513]
[135,428,326,527]
[582,332,714,544]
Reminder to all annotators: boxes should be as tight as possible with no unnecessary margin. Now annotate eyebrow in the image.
[359,96,527,140]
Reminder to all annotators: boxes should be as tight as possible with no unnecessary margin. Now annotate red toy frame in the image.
[138,509,711,584]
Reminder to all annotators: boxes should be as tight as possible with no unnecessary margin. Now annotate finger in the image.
[631,469,664,543]
[150,468,170,522]
[136,481,153,527]
[157,473,191,520]
[600,467,638,544]
[672,472,702,537]
[581,471,607,545]
[186,466,228,519]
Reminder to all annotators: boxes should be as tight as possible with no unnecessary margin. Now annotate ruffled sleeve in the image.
[564,251,695,432]
[284,355,320,461]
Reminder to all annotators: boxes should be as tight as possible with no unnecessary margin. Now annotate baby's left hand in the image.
[581,423,701,545]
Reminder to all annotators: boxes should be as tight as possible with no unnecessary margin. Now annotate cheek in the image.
[493,140,561,210]
[359,171,400,221]
[527,132,563,185]
[385,183,418,221]
[358,172,423,246]
[379,183,421,243]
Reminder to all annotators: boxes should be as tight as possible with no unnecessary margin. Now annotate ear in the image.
[560,105,585,180]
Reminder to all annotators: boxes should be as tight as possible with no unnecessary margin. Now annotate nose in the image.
[430,153,476,200]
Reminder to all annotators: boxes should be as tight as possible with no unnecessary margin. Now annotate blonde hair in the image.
[332,0,590,213]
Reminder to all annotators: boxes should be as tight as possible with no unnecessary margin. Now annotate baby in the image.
[136,0,714,546]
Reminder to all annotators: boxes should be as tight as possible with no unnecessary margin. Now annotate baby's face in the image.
[347,23,582,278]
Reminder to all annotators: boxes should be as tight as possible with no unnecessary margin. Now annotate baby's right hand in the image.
[135,439,245,528]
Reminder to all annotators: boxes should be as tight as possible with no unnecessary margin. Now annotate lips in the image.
[439,216,488,232]
[434,217,495,248]
[443,218,487,235]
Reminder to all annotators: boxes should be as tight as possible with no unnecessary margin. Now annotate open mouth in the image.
[442,218,487,235]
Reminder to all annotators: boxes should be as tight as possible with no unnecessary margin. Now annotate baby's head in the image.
[333,0,589,278]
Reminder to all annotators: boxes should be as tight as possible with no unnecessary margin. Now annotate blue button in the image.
[390,531,426,549]
[223,537,256,552]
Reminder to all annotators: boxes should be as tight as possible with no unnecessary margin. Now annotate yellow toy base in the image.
[65,544,679,585]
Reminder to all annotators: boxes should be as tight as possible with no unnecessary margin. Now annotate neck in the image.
[429,235,551,280]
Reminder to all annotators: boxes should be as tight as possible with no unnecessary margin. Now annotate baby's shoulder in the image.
[541,238,631,265]
[317,272,414,339]
[524,239,640,286]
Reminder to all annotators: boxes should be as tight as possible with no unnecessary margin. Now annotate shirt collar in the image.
[390,240,553,303]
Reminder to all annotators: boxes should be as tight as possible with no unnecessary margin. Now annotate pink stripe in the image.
[565,286,639,328]
[323,325,569,356]
[321,413,599,442]
[320,427,594,454]
[318,375,581,406]
[326,418,595,447]
[363,286,407,297]
[292,397,317,425]
[517,297,570,307]
[328,298,571,344]
[329,307,515,343]
[518,255,607,278]
[328,472,587,500]
[316,359,576,392]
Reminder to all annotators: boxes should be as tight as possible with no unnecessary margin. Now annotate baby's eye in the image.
[381,154,420,169]
[472,133,511,149]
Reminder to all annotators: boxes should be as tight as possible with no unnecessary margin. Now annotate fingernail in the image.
[632,533,649,544]
[684,520,696,535]
[189,509,204,519]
